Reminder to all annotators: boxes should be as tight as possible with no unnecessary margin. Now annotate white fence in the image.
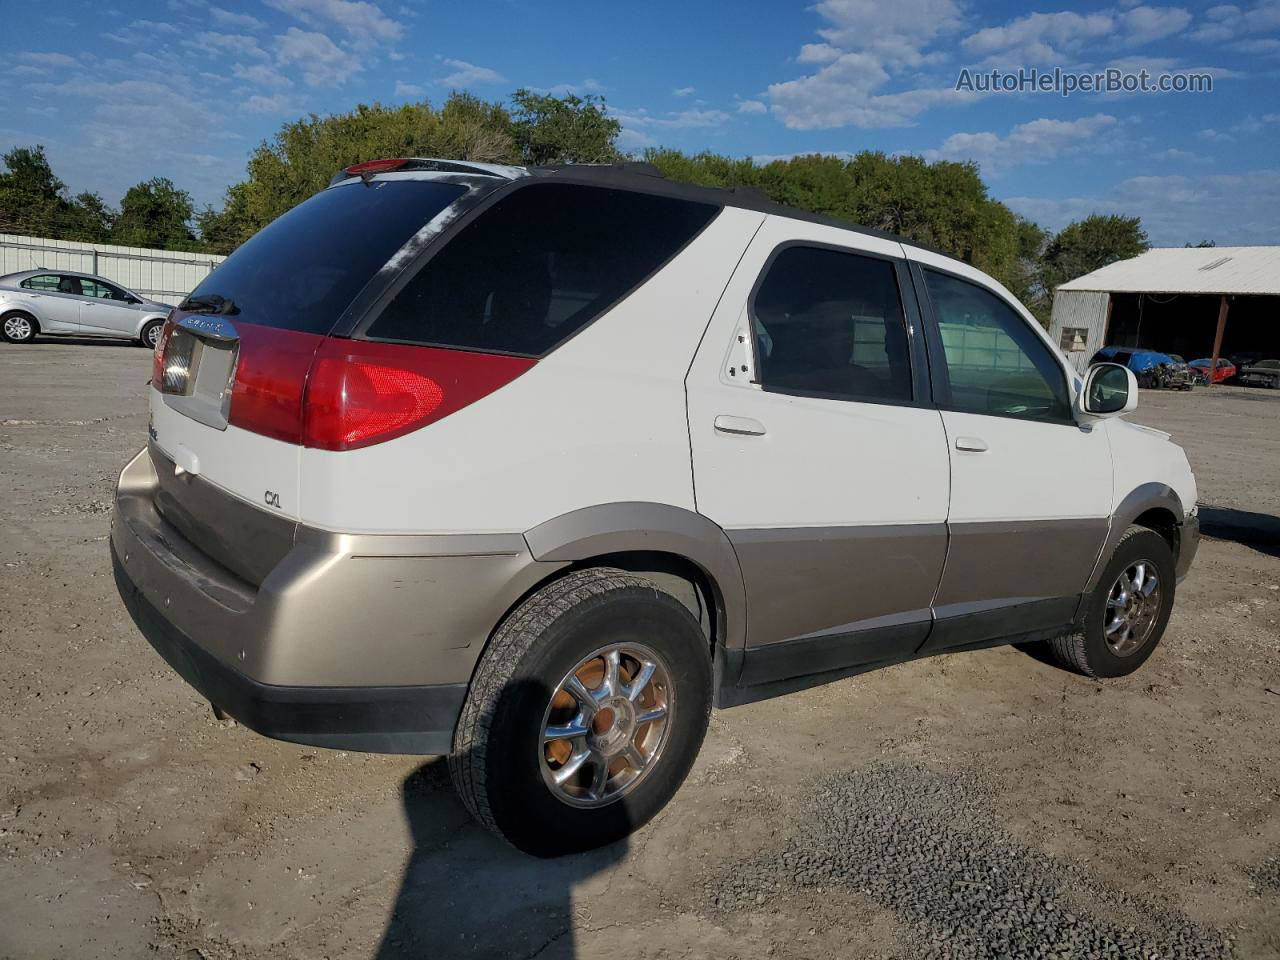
[0,233,224,303]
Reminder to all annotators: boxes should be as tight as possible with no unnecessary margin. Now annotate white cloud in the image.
[797,42,842,63]
[617,128,656,151]
[232,62,292,88]
[526,78,605,96]
[277,27,360,86]
[437,58,504,86]
[769,52,980,129]
[1190,0,1280,43]
[394,80,425,96]
[129,19,182,35]
[963,11,1115,63]
[191,32,270,59]
[926,114,1118,173]
[1006,169,1280,246]
[19,52,78,67]
[264,0,403,45]
[244,93,302,113]
[813,0,965,67]
[1118,5,1193,44]
[737,99,768,114]
[962,6,1191,64]
[766,0,977,129]
[210,6,266,29]
[615,108,731,129]
[673,86,695,97]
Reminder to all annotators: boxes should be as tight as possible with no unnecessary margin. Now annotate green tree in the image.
[509,89,622,165]
[646,148,1029,305]
[0,145,69,235]
[64,191,116,242]
[1043,214,1149,291]
[112,177,197,250]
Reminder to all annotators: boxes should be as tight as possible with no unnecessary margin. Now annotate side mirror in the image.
[1080,362,1138,419]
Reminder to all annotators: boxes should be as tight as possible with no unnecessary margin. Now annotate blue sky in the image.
[3,0,1279,246]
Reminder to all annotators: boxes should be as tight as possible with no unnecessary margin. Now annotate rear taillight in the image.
[151,316,179,388]
[301,339,535,451]
[223,324,534,451]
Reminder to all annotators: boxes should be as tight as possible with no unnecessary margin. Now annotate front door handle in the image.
[954,436,989,453]
[714,415,766,437]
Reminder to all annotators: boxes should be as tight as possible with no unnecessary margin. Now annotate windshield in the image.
[187,179,467,334]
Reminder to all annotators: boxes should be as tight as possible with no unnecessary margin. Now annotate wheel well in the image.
[573,551,721,652]
[1133,507,1180,559]
[2,309,39,331]
[495,551,724,661]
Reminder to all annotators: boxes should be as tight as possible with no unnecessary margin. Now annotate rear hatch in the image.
[147,176,470,581]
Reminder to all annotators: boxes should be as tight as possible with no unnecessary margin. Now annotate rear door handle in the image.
[954,436,988,453]
[714,415,766,437]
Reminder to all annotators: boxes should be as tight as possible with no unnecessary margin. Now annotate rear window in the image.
[187,179,466,334]
[363,183,718,356]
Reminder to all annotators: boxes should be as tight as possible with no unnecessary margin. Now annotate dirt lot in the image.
[2,341,1278,960]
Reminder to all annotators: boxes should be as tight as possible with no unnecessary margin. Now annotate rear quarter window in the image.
[363,182,719,356]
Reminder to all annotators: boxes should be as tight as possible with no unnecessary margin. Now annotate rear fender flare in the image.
[523,502,747,652]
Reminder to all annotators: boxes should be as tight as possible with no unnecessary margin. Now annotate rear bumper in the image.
[1176,513,1200,583]
[113,546,465,754]
[110,446,565,754]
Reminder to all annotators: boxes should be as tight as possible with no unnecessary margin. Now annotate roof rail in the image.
[535,161,666,179]
[328,158,520,186]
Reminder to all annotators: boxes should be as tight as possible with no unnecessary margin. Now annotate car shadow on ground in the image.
[374,678,630,960]
[1198,505,1280,560]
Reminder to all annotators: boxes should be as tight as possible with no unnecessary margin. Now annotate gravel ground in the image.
[1,342,1278,960]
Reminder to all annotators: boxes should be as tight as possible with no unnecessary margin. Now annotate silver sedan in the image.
[0,269,173,347]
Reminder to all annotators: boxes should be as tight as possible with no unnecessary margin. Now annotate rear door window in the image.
[185,179,467,335]
[363,183,718,356]
[750,245,913,403]
[20,274,61,292]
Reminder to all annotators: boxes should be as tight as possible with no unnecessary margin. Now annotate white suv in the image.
[112,159,1199,856]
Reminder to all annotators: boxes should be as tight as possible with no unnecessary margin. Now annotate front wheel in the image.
[1045,525,1176,678]
[450,568,712,857]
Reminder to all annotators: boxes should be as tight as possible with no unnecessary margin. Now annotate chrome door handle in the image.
[954,436,988,452]
[714,415,766,437]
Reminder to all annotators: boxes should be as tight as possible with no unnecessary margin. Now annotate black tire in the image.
[450,567,712,857]
[138,319,164,349]
[1046,525,1176,678]
[2,311,38,344]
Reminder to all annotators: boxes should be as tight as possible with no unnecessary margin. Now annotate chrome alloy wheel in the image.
[4,316,32,341]
[540,643,674,808]
[1105,560,1162,656]
[145,323,163,348]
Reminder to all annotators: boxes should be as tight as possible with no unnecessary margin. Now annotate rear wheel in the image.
[2,312,37,344]
[139,320,164,349]
[450,567,712,857]
[1046,525,1176,678]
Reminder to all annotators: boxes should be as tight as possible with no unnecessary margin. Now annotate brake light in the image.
[344,158,410,176]
[301,339,535,451]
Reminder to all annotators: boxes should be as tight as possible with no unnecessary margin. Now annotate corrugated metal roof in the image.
[1057,245,1280,295]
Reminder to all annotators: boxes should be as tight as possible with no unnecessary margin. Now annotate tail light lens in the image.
[227,326,326,444]
[223,324,534,451]
[301,339,535,451]
[151,316,179,388]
